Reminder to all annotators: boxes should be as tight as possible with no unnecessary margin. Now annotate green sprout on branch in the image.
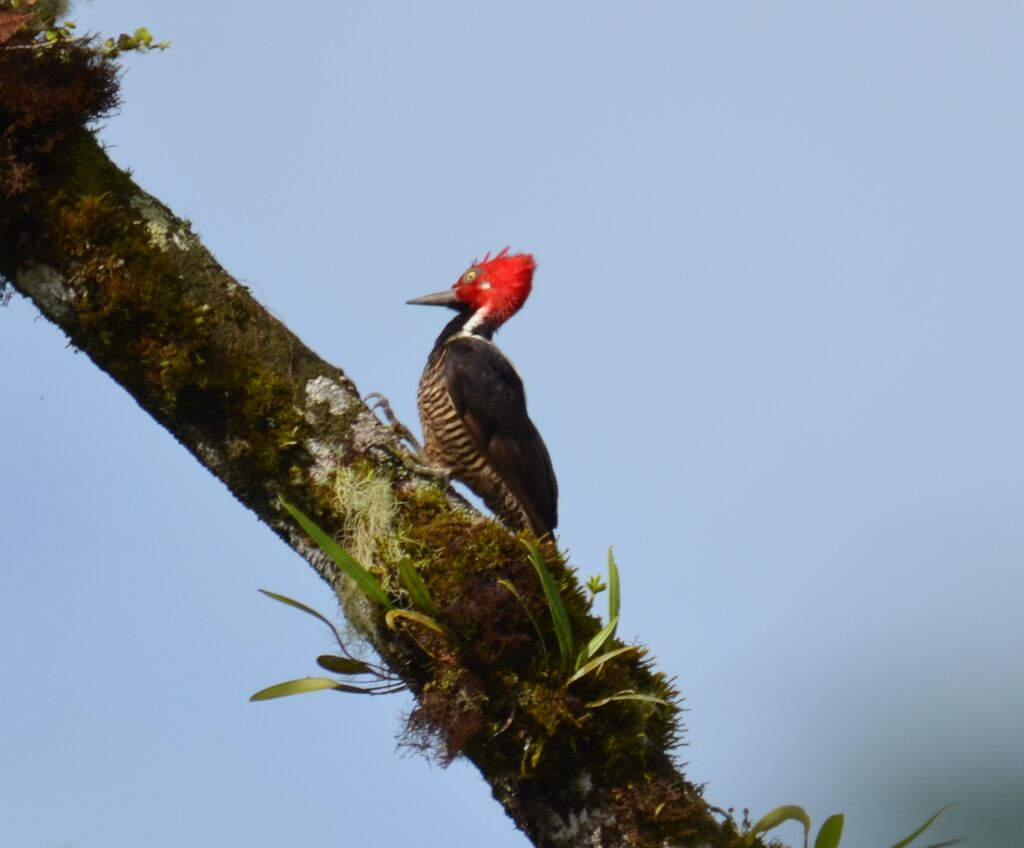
[255,500,663,709]
[0,2,169,55]
[250,588,405,701]
[744,801,961,848]
[520,541,669,707]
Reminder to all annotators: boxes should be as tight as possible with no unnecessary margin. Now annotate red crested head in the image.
[452,248,536,323]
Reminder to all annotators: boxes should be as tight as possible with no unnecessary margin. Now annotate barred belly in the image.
[416,348,531,531]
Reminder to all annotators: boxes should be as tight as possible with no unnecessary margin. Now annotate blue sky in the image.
[2,3,1022,846]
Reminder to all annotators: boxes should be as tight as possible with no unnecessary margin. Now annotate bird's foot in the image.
[365,392,450,484]
[365,392,423,453]
[409,459,452,487]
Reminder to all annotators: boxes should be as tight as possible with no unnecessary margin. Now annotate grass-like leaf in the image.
[249,677,370,701]
[607,547,620,640]
[587,690,672,709]
[568,644,636,684]
[576,615,619,669]
[258,588,345,646]
[280,498,392,609]
[522,539,574,672]
[814,814,844,848]
[498,578,549,663]
[746,805,811,847]
[316,655,373,675]
[888,805,956,848]
[398,557,438,617]
[385,609,452,639]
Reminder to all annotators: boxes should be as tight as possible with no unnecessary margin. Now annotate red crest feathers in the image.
[455,248,536,322]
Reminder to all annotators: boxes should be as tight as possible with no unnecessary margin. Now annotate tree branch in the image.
[0,42,748,848]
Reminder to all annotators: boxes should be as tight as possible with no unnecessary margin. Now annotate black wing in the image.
[443,337,558,535]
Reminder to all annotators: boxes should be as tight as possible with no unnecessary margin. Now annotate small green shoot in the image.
[100,27,171,57]
[258,588,345,641]
[280,498,392,609]
[746,805,811,848]
[607,547,620,641]
[744,803,959,848]
[398,557,438,617]
[521,541,640,686]
[252,589,405,701]
[316,655,373,675]
[586,690,671,709]
[888,804,960,848]
[585,573,607,598]
[522,539,574,673]
[250,677,371,701]
[814,814,844,848]
[385,608,453,640]
[575,615,619,669]
[5,8,171,56]
[568,644,637,685]
[574,548,626,672]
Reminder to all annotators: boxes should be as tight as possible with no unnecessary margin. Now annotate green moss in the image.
[30,133,306,481]
[386,483,685,806]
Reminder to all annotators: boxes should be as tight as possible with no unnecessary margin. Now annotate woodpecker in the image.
[408,249,558,537]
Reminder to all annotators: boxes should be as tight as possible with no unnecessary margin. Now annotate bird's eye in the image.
[464,269,479,284]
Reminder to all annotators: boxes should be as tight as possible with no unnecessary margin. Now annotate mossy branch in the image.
[0,41,751,848]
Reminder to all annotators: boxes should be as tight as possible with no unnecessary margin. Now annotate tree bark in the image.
[0,42,749,848]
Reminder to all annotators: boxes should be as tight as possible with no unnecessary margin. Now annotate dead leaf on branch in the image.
[0,12,34,45]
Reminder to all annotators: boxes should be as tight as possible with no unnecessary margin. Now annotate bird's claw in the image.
[365,393,452,486]
[365,392,424,453]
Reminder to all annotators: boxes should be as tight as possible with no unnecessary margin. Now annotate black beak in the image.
[407,288,460,307]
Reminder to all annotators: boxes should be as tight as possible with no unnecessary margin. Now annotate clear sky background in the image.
[2,3,1022,847]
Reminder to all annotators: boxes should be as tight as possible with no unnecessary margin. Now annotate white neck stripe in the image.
[459,308,491,336]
